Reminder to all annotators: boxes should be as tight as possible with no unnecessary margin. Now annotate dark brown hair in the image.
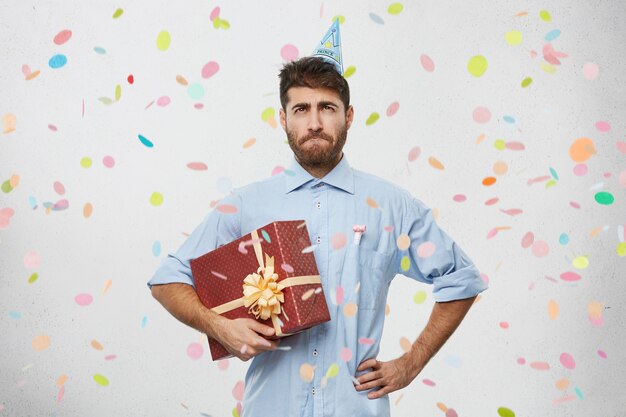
[279,57,350,111]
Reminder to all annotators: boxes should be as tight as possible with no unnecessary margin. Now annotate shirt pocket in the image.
[342,244,393,310]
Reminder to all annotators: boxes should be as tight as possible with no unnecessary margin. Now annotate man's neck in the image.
[297,153,343,179]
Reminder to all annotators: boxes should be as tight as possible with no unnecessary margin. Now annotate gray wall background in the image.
[1,1,624,416]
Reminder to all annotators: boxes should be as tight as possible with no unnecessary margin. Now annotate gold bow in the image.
[243,254,285,320]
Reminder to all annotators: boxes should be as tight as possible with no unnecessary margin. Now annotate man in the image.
[149,55,487,417]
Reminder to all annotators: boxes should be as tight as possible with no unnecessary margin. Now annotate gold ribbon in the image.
[210,229,322,335]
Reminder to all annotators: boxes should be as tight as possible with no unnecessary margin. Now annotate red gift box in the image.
[190,220,331,360]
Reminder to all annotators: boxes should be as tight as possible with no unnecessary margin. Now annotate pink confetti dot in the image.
[232,380,244,402]
[473,106,491,124]
[445,409,458,417]
[531,240,549,257]
[499,321,510,329]
[53,181,65,195]
[485,197,499,206]
[53,29,72,45]
[517,357,526,365]
[408,146,421,162]
[597,350,607,359]
[194,103,204,110]
[281,263,294,273]
[48,124,58,131]
[618,170,626,188]
[187,162,207,171]
[422,379,436,387]
[23,251,41,269]
[573,164,587,176]
[216,204,238,214]
[569,201,581,209]
[280,44,299,62]
[187,342,203,360]
[560,271,581,282]
[480,273,490,285]
[271,166,285,176]
[102,156,115,168]
[420,54,435,72]
[386,102,400,117]
[201,61,220,79]
[331,233,347,250]
[595,121,611,132]
[104,354,117,360]
[452,194,466,202]
[530,361,550,371]
[340,347,352,362]
[75,293,93,306]
[209,7,220,21]
[417,241,436,258]
[618,141,626,154]
[218,358,230,370]
[560,352,576,369]
[582,62,599,80]
[358,337,375,345]
[0,208,15,229]
[156,96,171,107]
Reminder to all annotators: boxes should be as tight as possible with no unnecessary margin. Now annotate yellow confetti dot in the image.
[541,61,557,74]
[261,107,275,122]
[413,290,427,304]
[343,302,358,317]
[365,112,380,126]
[548,299,559,320]
[572,255,589,269]
[427,156,445,170]
[494,139,506,150]
[32,335,51,352]
[299,363,314,382]
[331,15,346,24]
[399,337,412,352]
[467,55,488,77]
[156,30,171,51]
[396,234,410,250]
[366,197,379,209]
[617,242,626,257]
[93,374,109,386]
[80,157,92,168]
[388,3,404,15]
[115,84,121,101]
[325,363,339,378]
[150,192,164,206]
[400,256,410,271]
[539,10,552,22]
[505,30,522,46]
[344,66,356,78]
[521,77,533,87]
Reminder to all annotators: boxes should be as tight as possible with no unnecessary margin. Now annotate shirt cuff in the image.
[147,254,195,289]
[432,264,488,302]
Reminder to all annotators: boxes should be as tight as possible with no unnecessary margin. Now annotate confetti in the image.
[325,363,339,378]
[138,134,154,148]
[22,64,40,80]
[594,192,614,205]
[417,241,436,258]
[187,162,207,170]
[482,176,496,186]
[243,138,256,149]
[187,83,205,100]
[28,273,39,284]
[497,407,516,417]
[453,194,466,202]
[560,352,576,369]
[343,302,357,317]
[531,240,549,257]
[358,337,375,345]
[0,207,15,229]
[400,255,410,271]
[281,263,294,273]
[521,77,533,87]
[396,234,410,250]
[156,30,171,51]
[49,54,67,69]
[399,337,411,352]
[413,290,427,304]
[23,251,41,269]
[388,3,403,15]
[545,29,561,41]
[280,44,299,62]
[408,146,421,161]
[75,293,93,306]
[582,62,599,80]
[386,102,399,117]
[150,192,164,206]
[505,30,522,46]
[365,112,380,126]
[91,340,103,350]
[201,61,220,78]
[93,374,109,386]
[3,113,17,133]
[548,300,559,320]
[113,8,123,18]
[467,55,488,77]
[366,197,379,208]
[595,121,611,132]
[473,106,491,123]
[420,54,435,72]
[560,271,580,282]
[331,233,347,250]
[301,288,316,301]
[369,12,385,25]
[428,156,445,170]
[32,335,51,351]
[141,316,148,328]
[301,244,317,254]
[299,363,314,382]
[187,342,203,360]
[340,347,352,361]
[344,66,356,78]
[530,361,550,370]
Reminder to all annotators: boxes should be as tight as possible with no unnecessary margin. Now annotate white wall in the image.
[1,1,625,416]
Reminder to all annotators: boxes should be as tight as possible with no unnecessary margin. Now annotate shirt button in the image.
[312,349,318,357]
[316,202,321,209]
[311,387,316,395]
[316,237,321,243]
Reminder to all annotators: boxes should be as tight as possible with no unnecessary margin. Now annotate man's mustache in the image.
[301,133,333,143]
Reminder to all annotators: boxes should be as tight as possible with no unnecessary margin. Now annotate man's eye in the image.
[323,106,335,111]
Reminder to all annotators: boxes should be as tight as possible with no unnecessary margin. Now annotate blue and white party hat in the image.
[311,18,343,75]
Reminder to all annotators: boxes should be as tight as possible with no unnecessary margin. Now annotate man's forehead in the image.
[285,86,343,106]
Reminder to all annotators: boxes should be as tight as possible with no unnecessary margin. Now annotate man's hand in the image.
[354,355,420,399]
[218,318,278,361]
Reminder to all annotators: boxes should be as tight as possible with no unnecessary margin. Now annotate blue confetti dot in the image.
[138,134,154,147]
[261,229,271,243]
[141,316,148,328]
[28,196,37,209]
[152,241,161,257]
[9,311,22,319]
[187,83,205,100]
[545,29,561,41]
[503,115,516,124]
[94,46,107,54]
[49,54,67,69]
[549,167,559,180]
[575,387,584,399]
[369,12,385,25]
[559,233,569,245]
[284,169,296,177]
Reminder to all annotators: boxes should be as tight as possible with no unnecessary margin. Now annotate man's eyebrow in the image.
[290,102,311,111]
[318,101,339,108]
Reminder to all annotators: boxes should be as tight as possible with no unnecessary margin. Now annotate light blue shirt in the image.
[148,154,487,417]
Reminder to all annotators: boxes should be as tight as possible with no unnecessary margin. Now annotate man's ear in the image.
[345,105,354,130]
[279,107,287,131]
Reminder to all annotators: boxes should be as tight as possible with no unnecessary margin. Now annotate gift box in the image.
[190,220,331,360]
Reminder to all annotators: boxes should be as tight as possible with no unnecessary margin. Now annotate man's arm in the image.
[355,295,477,399]
[151,283,278,361]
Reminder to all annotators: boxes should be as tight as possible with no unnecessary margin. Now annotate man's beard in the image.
[287,126,348,167]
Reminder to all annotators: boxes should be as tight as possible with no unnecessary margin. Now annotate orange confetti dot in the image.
[399,337,412,352]
[548,299,559,320]
[475,133,486,144]
[102,279,112,294]
[175,75,188,86]
[83,202,93,218]
[482,176,497,186]
[56,374,69,387]
[587,301,603,319]
[32,335,51,352]
[366,197,379,209]
[10,175,20,188]
[91,340,104,350]
[530,361,550,370]
[515,11,528,17]
[299,363,314,382]
[243,137,256,149]
[493,161,508,175]
[428,156,445,170]
[437,402,448,412]
[343,302,358,317]
[385,304,390,316]
[555,378,570,391]
[569,137,596,162]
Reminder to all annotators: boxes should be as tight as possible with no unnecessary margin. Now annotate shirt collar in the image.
[284,153,355,194]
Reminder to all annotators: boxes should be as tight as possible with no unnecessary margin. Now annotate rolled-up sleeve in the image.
[147,193,242,289]
[397,196,487,302]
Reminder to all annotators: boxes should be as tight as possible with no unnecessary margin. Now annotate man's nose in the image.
[307,111,322,131]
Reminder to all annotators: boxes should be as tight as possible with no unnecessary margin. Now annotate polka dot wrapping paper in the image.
[190,220,330,360]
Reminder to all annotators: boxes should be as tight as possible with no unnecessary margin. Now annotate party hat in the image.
[311,18,343,75]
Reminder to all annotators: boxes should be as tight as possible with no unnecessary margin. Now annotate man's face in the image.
[280,87,354,168]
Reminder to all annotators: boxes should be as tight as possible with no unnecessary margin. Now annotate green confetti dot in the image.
[545,179,557,188]
[156,30,171,51]
[150,192,164,206]
[214,18,230,30]
[539,10,552,22]
[325,363,339,378]
[261,229,271,243]
[28,273,39,284]
[494,139,506,150]
[594,191,614,205]
[497,407,515,417]
[1,180,13,193]
[344,65,356,78]
[93,374,109,386]
[112,8,123,19]
[413,290,427,304]
[365,112,380,126]
[468,55,488,77]
[80,157,92,168]
[388,3,404,15]
[115,84,121,101]
[400,255,410,271]
[332,15,346,24]
[505,30,522,46]
[187,83,205,100]
[261,107,275,122]
[521,77,533,87]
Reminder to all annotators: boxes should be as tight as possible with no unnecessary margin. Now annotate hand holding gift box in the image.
[190,220,331,360]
